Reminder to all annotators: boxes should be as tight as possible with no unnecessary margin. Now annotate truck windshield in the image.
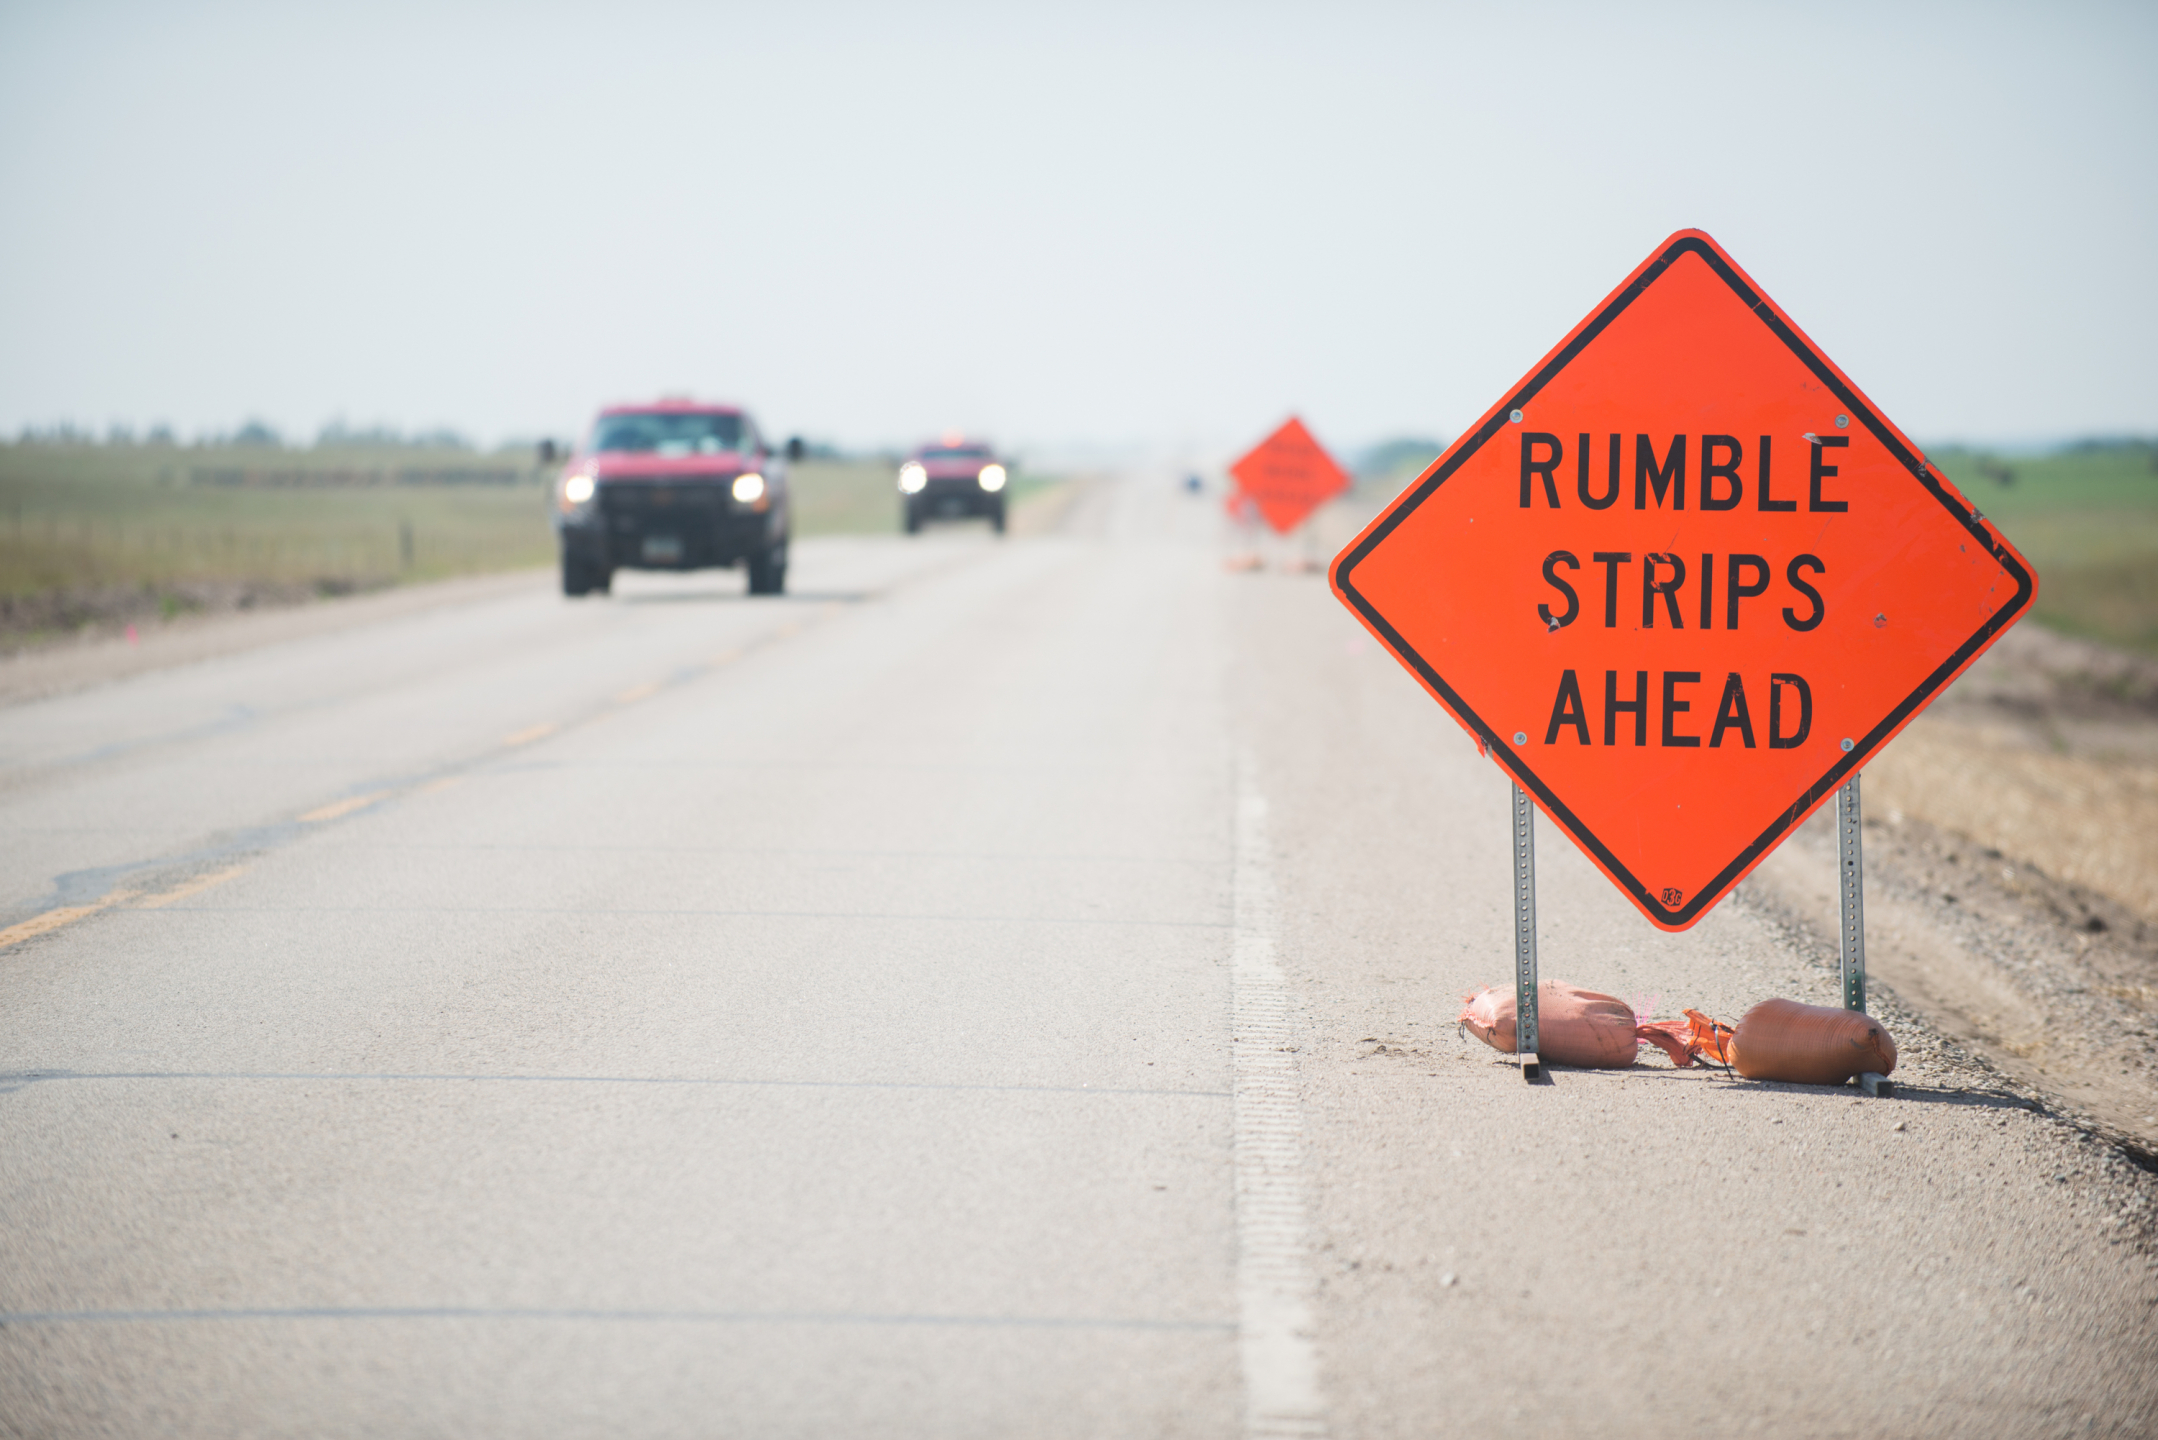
[593,412,745,456]
[922,446,991,460]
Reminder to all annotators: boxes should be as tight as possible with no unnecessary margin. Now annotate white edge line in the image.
[1233,750,1327,1440]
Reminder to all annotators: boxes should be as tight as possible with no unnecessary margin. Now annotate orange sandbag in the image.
[1725,999,1897,1084]
[1458,981,1643,1069]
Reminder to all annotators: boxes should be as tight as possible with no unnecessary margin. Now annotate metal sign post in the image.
[1836,774,1866,1012]
[1512,782,1541,1080]
[1836,772,1894,1096]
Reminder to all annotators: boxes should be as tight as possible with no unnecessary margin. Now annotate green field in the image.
[0,442,1056,642]
[1928,442,2158,653]
[0,443,554,603]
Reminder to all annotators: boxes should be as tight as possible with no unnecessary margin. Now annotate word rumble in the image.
[1517,432,1850,513]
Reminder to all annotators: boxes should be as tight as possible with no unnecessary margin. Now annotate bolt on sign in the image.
[1230,416,1350,534]
[1330,230,2035,931]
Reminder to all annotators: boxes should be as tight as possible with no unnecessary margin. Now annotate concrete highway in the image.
[2,475,2154,1437]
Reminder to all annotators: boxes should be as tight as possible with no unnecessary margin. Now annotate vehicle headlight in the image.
[562,472,596,505]
[898,462,927,494]
[732,472,766,503]
[977,463,1007,492]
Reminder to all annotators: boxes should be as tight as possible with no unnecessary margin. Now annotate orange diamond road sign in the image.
[1230,416,1350,534]
[1330,230,2036,931]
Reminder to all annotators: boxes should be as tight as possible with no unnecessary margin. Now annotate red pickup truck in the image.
[897,438,1008,534]
[552,400,793,596]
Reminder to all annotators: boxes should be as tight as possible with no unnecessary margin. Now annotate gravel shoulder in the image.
[1866,621,2158,922]
[1749,621,2158,1160]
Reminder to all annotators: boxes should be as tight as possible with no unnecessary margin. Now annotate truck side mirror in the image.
[785,436,806,463]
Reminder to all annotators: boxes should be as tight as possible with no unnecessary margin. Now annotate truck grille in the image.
[602,480,730,522]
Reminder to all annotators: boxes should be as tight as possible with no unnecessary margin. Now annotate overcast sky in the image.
[1,0,2152,457]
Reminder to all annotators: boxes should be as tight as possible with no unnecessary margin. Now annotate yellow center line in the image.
[1,608,844,956]
[0,606,852,956]
[134,865,250,910]
[299,791,390,824]
[0,891,139,952]
[297,790,390,820]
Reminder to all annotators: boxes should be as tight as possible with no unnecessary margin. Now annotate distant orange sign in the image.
[1331,230,2035,931]
[1229,417,1350,534]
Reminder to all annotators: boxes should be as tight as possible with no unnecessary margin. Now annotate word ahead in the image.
[1330,230,2034,931]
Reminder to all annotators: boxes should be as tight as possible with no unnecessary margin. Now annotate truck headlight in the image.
[977,464,1007,492]
[732,472,766,503]
[898,462,927,494]
[562,472,596,505]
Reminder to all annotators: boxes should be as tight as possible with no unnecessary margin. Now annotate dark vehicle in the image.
[552,400,792,596]
[898,439,1008,534]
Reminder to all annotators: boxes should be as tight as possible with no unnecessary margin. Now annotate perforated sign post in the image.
[1331,230,2035,1079]
[1230,416,1351,535]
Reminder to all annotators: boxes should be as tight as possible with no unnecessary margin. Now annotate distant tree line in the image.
[9,420,862,459]
[11,419,515,453]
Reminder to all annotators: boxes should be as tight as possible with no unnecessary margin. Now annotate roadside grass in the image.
[1928,443,2158,654]
[0,442,554,603]
[0,443,1063,643]
[790,458,902,535]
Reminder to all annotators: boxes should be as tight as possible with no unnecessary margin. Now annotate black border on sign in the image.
[1333,235,2036,929]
